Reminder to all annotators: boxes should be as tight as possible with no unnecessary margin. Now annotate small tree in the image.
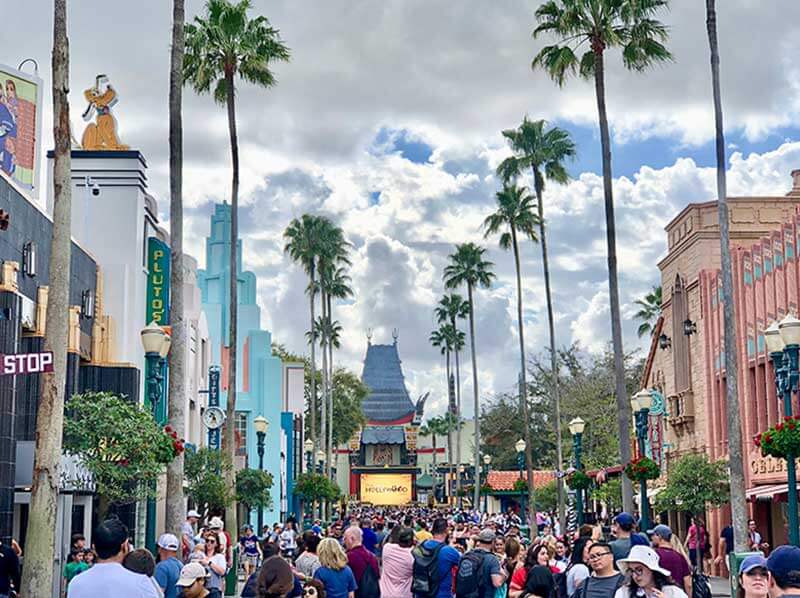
[655,455,729,568]
[185,448,234,516]
[591,477,622,514]
[533,480,559,513]
[294,472,340,507]
[236,468,274,514]
[63,392,180,519]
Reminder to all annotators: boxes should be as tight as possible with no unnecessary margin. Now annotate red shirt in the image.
[347,545,380,585]
[654,547,691,592]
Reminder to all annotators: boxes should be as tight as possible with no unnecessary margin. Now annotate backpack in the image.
[357,563,381,598]
[412,541,446,597]
[455,550,488,598]
[554,569,569,598]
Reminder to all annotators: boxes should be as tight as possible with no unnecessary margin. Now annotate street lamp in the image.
[765,316,800,546]
[253,415,269,533]
[140,321,171,554]
[316,449,325,474]
[482,454,492,513]
[631,389,653,532]
[515,439,527,526]
[304,438,314,472]
[568,417,586,525]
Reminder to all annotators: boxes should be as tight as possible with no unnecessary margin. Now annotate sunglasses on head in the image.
[303,587,318,596]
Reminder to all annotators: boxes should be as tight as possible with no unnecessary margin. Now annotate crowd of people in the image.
[2,505,799,598]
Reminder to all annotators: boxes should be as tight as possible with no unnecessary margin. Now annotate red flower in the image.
[777,423,785,432]
[170,431,178,439]
[785,416,793,422]
[765,436,773,444]
[164,425,173,433]
[789,422,797,430]
[120,459,130,467]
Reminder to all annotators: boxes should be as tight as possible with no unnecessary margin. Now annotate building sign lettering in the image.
[208,366,221,450]
[360,474,412,505]
[0,351,53,375]
[146,237,170,325]
[749,449,798,483]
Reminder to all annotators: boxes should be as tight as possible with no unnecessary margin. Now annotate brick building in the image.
[642,170,800,554]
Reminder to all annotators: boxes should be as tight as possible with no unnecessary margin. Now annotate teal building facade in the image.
[198,203,283,526]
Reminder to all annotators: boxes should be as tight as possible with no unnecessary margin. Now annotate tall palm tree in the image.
[496,117,575,528]
[165,0,187,538]
[634,286,662,338]
[705,0,746,549]
[419,416,448,470]
[185,0,289,534]
[532,0,671,511]
[285,215,324,455]
[434,294,469,500]
[21,0,72,592]
[483,182,539,524]
[444,243,496,510]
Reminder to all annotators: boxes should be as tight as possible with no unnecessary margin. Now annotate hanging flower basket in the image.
[755,416,800,459]
[567,469,593,490]
[624,456,660,482]
[480,483,493,495]
[155,425,185,462]
[512,478,528,493]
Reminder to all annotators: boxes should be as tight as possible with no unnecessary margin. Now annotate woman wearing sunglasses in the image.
[736,554,768,598]
[615,546,688,598]
[199,531,228,598]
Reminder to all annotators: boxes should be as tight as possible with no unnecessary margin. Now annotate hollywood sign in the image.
[1,351,54,376]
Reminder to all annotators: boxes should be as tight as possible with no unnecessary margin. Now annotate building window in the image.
[671,275,691,392]
[235,412,248,456]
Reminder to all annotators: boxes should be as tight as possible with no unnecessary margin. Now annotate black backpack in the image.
[412,541,446,597]
[554,569,569,598]
[455,550,488,598]
[356,563,381,598]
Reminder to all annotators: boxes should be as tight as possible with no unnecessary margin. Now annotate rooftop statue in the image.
[81,75,128,151]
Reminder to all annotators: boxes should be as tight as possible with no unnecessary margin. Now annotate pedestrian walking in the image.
[649,525,691,594]
[314,538,358,598]
[240,525,264,578]
[122,548,165,597]
[380,526,414,597]
[413,517,460,598]
[63,549,89,590]
[580,542,624,598]
[199,530,228,598]
[0,539,21,598]
[565,538,593,598]
[765,545,800,598]
[67,518,160,597]
[684,518,707,571]
[154,533,184,598]
[296,533,323,578]
[614,546,687,598]
[454,528,506,598]
[175,561,211,598]
[609,514,638,563]
[183,510,201,562]
[736,554,768,598]
[344,526,380,598]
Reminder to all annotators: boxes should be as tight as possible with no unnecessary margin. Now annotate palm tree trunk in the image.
[510,226,536,526]
[467,284,481,511]
[532,175,566,532]
[445,349,453,504]
[452,320,463,505]
[165,0,186,538]
[224,68,239,536]
[706,0,747,551]
[308,271,317,451]
[327,294,334,481]
[20,2,71,592]
[320,292,328,479]
[593,44,633,513]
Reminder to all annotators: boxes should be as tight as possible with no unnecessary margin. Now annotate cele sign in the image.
[1,351,54,376]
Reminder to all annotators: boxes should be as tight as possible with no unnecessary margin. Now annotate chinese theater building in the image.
[337,334,426,506]
[641,170,800,556]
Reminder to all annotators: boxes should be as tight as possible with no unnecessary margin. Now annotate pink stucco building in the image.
[642,170,800,560]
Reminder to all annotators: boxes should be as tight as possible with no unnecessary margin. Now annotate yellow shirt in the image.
[415,530,433,542]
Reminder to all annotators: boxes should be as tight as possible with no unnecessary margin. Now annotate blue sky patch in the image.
[369,191,381,206]
[372,127,433,164]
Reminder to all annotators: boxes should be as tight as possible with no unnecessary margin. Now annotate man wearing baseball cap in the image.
[455,529,507,597]
[176,562,210,598]
[766,545,800,598]
[649,524,692,594]
[155,533,183,598]
[182,510,200,561]
[610,513,637,562]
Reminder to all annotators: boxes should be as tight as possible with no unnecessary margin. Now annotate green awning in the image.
[415,474,435,489]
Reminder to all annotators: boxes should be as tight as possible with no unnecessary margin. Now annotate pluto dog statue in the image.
[81,74,128,151]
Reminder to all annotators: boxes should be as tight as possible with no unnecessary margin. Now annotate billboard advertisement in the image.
[0,64,43,198]
[360,474,412,505]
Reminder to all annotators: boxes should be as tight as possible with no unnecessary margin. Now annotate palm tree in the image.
[21,0,72,592]
[496,117,575,528]
[285,215,324,455]
[634,286,662,337]
[444,243,496,510]
[532,0,671,512]
[705,0,747,549]
[483,182,539,524]
[185,0,290,534]
[165,0,187,537]
[419,416,449,470]
[434,294,469,500]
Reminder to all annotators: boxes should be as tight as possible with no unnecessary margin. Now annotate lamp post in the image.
[568,417,586,526]
[140,321,170,554]
[316,450,325,475]
[765,316,800,546]
[254,415,269,534]
[631,389,653,532]
[482,454,492,514]
[304,438,314,473]
[515,439,528,526]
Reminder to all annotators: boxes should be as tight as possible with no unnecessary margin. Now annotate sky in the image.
[6,0,800,419]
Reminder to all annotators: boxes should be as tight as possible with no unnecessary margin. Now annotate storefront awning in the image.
[746,483,799,501]
[415,474,435,489]
[361,426,406,445]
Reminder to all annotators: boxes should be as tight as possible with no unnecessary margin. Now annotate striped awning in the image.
[746,483,797,501]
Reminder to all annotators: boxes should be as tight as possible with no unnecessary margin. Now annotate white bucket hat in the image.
[617,545,672,578]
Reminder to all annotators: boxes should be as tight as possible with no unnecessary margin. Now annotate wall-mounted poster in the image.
[0,63,43,198]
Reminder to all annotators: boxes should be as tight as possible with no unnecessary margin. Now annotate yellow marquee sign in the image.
[360,474,412,505]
